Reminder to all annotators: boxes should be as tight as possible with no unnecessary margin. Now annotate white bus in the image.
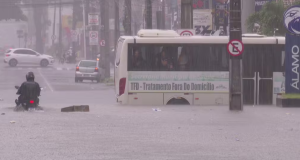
[115,30,285,105]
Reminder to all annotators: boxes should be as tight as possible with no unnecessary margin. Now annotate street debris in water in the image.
[10,121,16,124]
[152,108,161,112]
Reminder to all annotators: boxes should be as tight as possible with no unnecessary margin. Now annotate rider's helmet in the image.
[26,72,35,81]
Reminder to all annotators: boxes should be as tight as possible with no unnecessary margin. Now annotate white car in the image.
[3,48,54,67]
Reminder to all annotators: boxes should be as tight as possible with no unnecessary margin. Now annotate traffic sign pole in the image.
[82,0,87,60]
[229,0,243,111]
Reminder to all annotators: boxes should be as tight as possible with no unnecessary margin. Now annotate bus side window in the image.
[146,45,156,71]
[177,46,194,71]
[155,46,176,71]
[127,46,133,70]
[130,47,146,71]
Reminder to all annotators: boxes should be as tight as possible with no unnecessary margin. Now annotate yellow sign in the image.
[62,15,83,29]
[62,15,72,28]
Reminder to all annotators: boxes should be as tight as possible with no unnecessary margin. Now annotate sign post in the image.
[89,31,98,45]
[16,30,24,48]
[283,5,300,94]
[229,0,243,110]
[88,13,99,25]
[71,30,78,42]
[51,35,56,41]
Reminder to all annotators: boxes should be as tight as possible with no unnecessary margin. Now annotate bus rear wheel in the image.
[167,98,190,105]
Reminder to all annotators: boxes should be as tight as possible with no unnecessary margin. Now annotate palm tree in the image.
[246,0,300,36]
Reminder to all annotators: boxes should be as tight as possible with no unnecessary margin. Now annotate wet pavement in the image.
[1,57,300,160]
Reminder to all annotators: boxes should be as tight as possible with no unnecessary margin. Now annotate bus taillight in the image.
[119,78,126,96]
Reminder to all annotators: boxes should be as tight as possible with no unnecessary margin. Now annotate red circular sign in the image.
[90,32,97,38]
[100,40,105,46]
[227,39,244,56]
[180,30,194,36]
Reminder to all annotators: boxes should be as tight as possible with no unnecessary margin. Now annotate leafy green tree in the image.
[246,0,300,36]
[0,0,27,21]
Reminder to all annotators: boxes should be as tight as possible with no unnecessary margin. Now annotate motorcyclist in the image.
[65,47,72,63]
[16,72,41,107]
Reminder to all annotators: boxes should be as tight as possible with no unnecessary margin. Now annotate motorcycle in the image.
[14,85,42,111]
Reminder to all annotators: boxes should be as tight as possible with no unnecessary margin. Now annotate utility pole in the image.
[157,0,165,29]
[85,0,90,59]
[82,0,87,60]
[162,0,165,29]
[114,0,120,64]
[181,0,193,29]
[90,0,98,60]
[52,0,56,46]
[145,0,152,29]
[72,0,78,63]
[100,0,110,78]
[157,1,162,29]
[124,0,132,35]
[229,0,243,110]
[33,0,45,53]
[59,0,62,57]
[114,0,120,46]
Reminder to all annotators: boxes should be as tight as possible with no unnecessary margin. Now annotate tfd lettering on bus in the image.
[291,45,300,90]
[131,82,140,90]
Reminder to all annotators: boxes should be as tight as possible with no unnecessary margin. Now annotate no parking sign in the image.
[89,31,98,45]
[227,39,244,56]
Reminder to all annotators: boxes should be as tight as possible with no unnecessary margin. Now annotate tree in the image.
[0,0,27,21]
[33,0,47,53]
[246,1,300,36]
